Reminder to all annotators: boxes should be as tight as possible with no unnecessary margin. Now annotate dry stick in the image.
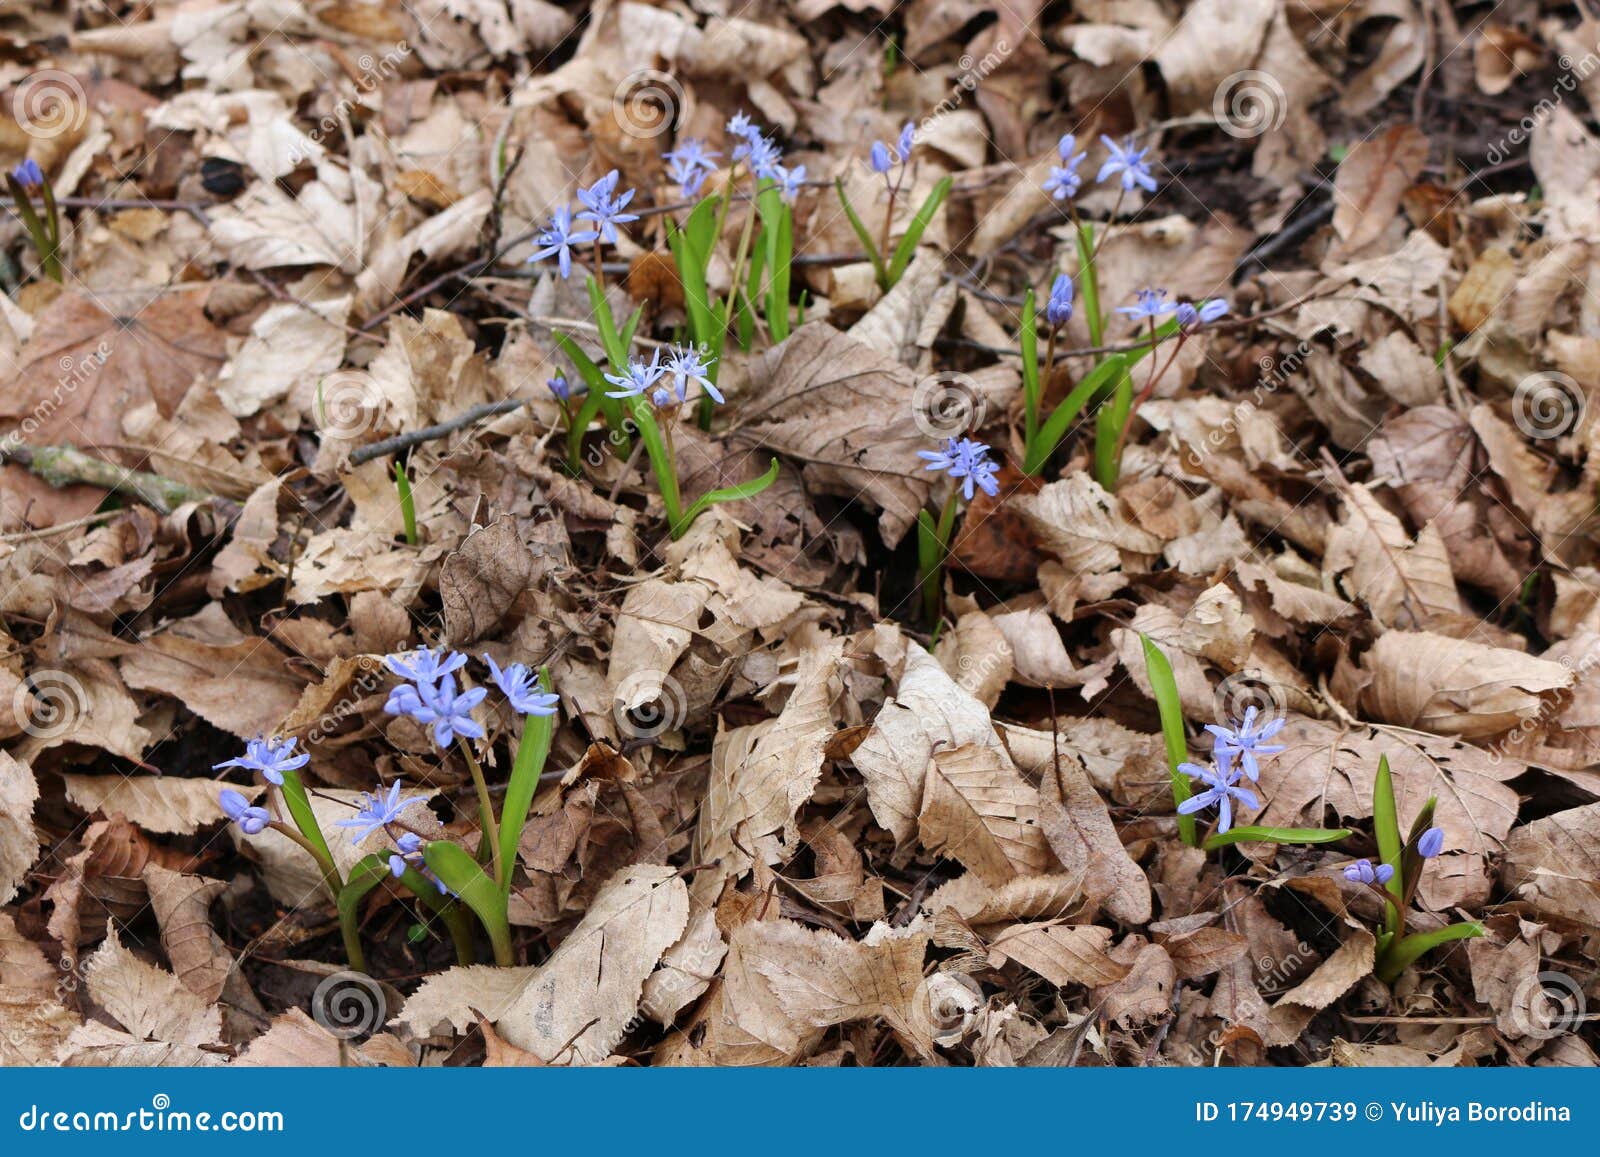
[346,400,530,466]
[0,442,238,517]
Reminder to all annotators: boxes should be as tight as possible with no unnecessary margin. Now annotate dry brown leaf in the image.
[1322,483,1461,628]
[1331,124,1428,254]
[83,927,221,1048]
[142,863,232,1004]
[63,775,263,836]
[987,923,1129,988]
[1502,801,1600,930]
[1359,630,1572,740]
[0,751,39,905]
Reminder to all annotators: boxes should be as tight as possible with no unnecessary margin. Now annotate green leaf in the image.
[393,462,417,545]
[337,854,392,931]
[887,176,953,286]
[835,177,888,290]
[585,275,629,370]
[1204,826,1352,850]
[1373,754,1403,931]
[627,397,684,532]
[1139,634,1196,847]
[422,841,513,966]
[1022,354,1126,475]
[496,675,554,896]
[1019,287,1040,448]
[276,770,339,888]
[555,332,627,468]
[917,508,946,627]
[1377,921,1485,984]
[757,184,793,342]
[1075,222,1103,348]
[673,457,780,539]
[1093,364,1132,489]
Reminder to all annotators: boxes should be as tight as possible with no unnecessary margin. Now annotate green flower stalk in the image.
[915,436,1000,632]
[6,159,62,283]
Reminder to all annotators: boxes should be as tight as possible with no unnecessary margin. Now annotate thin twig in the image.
[346,399,530,465]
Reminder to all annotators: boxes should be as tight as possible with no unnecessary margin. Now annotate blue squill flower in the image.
[385,647,468,685]
[387,831,448,893]
[530,205,598,279]
[869,140,893,174]
[665,138,719,198]
[1417,827,1445,859]
[740,134,784,181]
[11,158,43,190]
[336,781,423,843]
[1175,757,1258,834]
[483,654,559,717]
[726,111,755,139]
[1043,133,1087,200]
[547,373,571,402]
[1205,705,1286,782]
[898,122,916,159]
[214,736,309,786]
[604,351,666,400]
[1097,134,1158,193]
[1176,298,1230,329]
[1116,287,1179,322]
[1343,859,1395,885]
[918,437,1001,501]
[1045,274,1074,327]
[664,342,721,404]
[219,789,270,836]
[575,170,639,244]
[776,163,805,203]
[407,673,486,748]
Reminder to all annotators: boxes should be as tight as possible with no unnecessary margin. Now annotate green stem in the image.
[457,739,502,885]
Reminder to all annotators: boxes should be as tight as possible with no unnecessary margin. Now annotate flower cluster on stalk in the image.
[530,170,641,280]
[919,436,1000,501]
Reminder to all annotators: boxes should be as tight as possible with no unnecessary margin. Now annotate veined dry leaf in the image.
[640,904,727,1026]
[1502,801,1600,929]
[142,863,232,1004]
[738,323,936,547]
[496,864,690,1063]
[440,514,536,645]
[83,927,222,1049]
[1266,929,1375,1046]
[238,1008,412,1067]
[1014,473,1162,576]
[1322,483,1461,628]
[1035,749,1153,925]
[987,923,1128,988]
[743,918,934,1061]
[1091,939,1177,1028]
[919,742,1053,886]
[45,816,185,947]
[0,751,39,904]
[0,990,79,1065]
[925,872,1089,928]
[57,1020,226,1068]
[1359,630,1572,740]
[394,964,538,1037]
[1330,124,1428,254]
[62,775,263,836]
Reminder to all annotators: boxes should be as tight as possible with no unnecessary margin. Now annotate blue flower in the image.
[547,373,571,402]
[1045,273,1074,327]
[727,111,755,139]
[1043,133,1087,200]
[1204,705,1286,782]
[776,163,805,203]
[1116,287,1179,322]
[335,781,424,844]
[1097,134,1158,193]
[740,134,784,181]
[1176,298,1229,329]
[1175,757,1258,834]
[385,647,468,685]
[869,140,893,174]
[483,653,560,717]
[214,736,309,786]
[11,158,43,190]
[1343,859,1395,886]
[898,122,916,159]
[530,204,598,280]
[406,672,486,748]
[918,437,1001,501]
[575,170,639,244]
[604,351,666,400]
[665,138,719,199]
[1417,827,1445,859]
[219,788,270,836]
[868,122,915,182]
[387,831,448,893]
[664,342,721,404]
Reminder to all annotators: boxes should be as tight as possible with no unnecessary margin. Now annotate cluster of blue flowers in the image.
[10,158,42,191]
[384,646,557,749]
[919,436,1001,501]
[604,343,722,408]
[869,121,916,183]
[1041,132,1158,203]
[530,170,640,280]
[215,735,308,784]
[1345,826,1444,885]
[664,138,719,199]
[1045,273,1073,327]
[1175,707,1286,833]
